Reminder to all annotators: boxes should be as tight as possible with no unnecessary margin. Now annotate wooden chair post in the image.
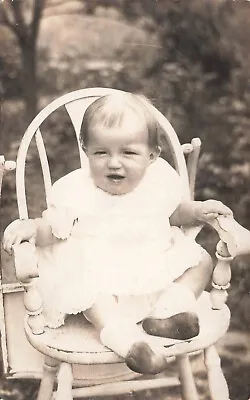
[37,357,58,400]
[176,355,199,400]
[55,362,73,400]
[13,242,45,334]
[182,137,201,201]
[204,345,230,400]
[0,156,5,203]
[211,241,233,310]
[0,155,16,202]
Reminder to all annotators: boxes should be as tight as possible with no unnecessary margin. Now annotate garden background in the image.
[0,0,250,399]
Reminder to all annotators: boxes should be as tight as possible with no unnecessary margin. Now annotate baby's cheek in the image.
[90,161,104,175]
[130,171,146,188]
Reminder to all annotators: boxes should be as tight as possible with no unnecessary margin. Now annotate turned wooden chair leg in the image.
[204,345,230,400]
[55,362,73,400]
[37,357,58,400]
[176,354,199,400]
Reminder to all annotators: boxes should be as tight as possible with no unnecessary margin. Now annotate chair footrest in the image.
[68,377,180,398]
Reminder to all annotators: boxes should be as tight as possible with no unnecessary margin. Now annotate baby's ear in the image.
[150,146,161,162]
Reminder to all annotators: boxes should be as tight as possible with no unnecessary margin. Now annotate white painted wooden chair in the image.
[1,87,248,400]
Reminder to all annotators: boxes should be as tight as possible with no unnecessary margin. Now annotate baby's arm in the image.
[170,199,232,227]
[35,218,54,246]
[3,218,54,255]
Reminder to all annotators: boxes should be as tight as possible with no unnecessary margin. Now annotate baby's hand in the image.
[195,200,233,223]
[3,219,37,255]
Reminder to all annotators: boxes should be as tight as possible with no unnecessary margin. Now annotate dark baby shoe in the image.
[142,312,200,341]
[125,341,168,375]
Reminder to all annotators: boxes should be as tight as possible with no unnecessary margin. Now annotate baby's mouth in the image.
[107,174,125,182]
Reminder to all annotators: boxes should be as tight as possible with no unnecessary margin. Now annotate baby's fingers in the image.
[203,212,219,221]
[205,200,233,216]
[214,201,232,216]
[218,205,233,216]
[2,231,12,254]
[3,238,15,255]
[3,234,20,255]
[3,224,21,255]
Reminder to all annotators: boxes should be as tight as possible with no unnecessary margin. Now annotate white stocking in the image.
[150,283,197,319]
[100,320,162,358]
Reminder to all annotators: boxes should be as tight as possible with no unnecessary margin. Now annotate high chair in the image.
[1,87,250,400]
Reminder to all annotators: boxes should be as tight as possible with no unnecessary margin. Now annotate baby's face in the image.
[85,117,157,195]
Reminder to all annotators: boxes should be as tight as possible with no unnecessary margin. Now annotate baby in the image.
[3,92,232,375]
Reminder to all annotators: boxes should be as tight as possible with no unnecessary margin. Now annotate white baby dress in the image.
[37,157,203,328]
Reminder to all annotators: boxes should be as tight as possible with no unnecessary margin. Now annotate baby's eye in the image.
[123,150,138,156]
[94,150,106,156]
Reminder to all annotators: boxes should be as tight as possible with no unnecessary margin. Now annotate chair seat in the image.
[25,292,230,365]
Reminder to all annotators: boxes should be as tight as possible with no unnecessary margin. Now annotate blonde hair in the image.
[80,92,160,149]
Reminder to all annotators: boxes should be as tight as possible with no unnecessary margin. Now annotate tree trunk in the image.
[19,37,38,125]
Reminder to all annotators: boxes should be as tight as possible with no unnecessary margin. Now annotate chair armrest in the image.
[12,242,45,335]
[207,215,250,258]
[185,216,250,309]
[206,216,250,309]
[13,242,39,282]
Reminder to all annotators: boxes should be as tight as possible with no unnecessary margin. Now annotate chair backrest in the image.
[16,87,194,219]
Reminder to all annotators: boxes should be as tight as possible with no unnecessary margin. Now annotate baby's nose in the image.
[107,155,122,169]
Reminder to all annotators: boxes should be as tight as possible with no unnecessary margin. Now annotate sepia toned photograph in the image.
[0,1,250,399]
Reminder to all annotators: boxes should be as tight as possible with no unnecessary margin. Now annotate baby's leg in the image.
[83,294,167,374]
[175,248,213,298]
[143,249,213,340]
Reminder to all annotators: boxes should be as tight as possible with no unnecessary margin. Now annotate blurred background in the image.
[0,0,250,399]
